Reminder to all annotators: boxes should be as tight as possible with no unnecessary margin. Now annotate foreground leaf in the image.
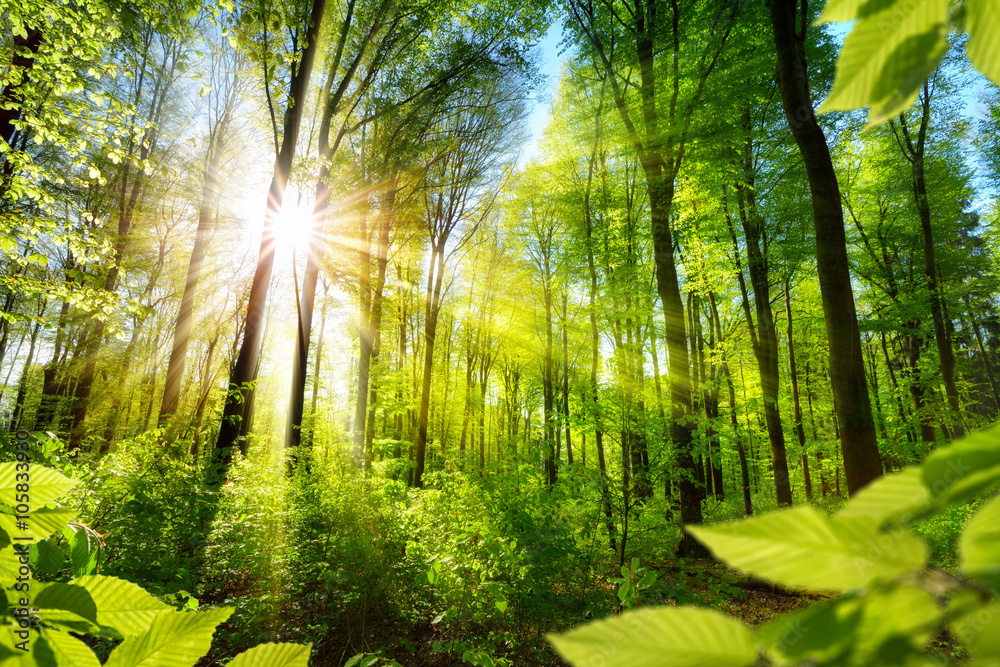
[69,575,171,637]
[40,627,101,667]
[759,596,863,663]
[959,494,1000,588]
[965,0,1000,85]
[922,424,1000,508]
[0,508,79,543]
[548,607,756,667]
[104,608,233,667]
[0,464,77,507]
[838,468,931,526]
[33,583,99,624]
[228,642,313,667]
[688,506,926,591]
[816,0,949,124]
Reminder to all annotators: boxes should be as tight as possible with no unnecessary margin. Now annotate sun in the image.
[276,194,317,252]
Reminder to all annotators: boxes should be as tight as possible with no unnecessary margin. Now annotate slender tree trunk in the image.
[561,290,573,465]
[160,93,234,423]
[785,281,811,500]
[968,308,1000,409]
[9,319,42,430]
[307,280,329,447]
[893,94,963,437]
[413,245,446,488]
[215,0,326,469]
[543,266,556,487]
[767,0,883,494]
[583,113,616,550]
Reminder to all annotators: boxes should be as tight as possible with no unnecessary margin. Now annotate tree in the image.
[765,0,883,495]
[214,0,327,467]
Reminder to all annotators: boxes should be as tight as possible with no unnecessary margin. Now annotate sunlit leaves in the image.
[922,423,1000,507]
[817,0,949,125]
[837,467,931,526]
[549,607,756,667]
[104,608,233,667]
[0,463,76,507]
[228,642,313,666]
[965,0,1000,83]
[818,0,1000,123]
[688,506,926,591]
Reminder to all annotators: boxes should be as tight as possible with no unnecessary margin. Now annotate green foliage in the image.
[611,557,658,609]
[74,430,214,593]
[0,461,310,665]
[549,423,1000,666]
[818,0,1000,124]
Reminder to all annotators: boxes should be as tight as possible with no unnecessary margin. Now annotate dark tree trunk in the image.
[766,0,883,494]
[785,281,811,500]
[216,0,326,468]
[413,245,446,488]
[892,92,964,437]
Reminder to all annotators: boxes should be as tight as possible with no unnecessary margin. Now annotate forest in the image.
[2,0,1000,663]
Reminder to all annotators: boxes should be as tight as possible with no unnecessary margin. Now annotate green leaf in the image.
[34,583,99,624]
[817,0,949,125]
[69,575,172,637]
[39,628,101,667]
[959,494,1000,587]
[838,468,931,526]
[30,537,68,576]
[617,580,632,603]
[951,594,1000,662]
[759,595,863,663]
[761,587,939,664]
[63,525,100,577]
[966,0,1000,85]
[548,607,756,667]
[228,642,312,666]
[858,586,940,661]
[104,608,233,667]
[817,0,894,23]
[0,507,79,543]
[922,424,1000,508]
[688,506,926,591]
[0,463,77,506]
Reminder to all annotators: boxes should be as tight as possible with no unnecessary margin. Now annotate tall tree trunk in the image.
[583,109,616,550]
[767,0,883,494]
[543,263,556,487]
[307,279,329,448]
[216,0,326,467]
[352,199,373,466]
[733,175,792,506]
[561,290,573,465]
[785,281,811,500]
[892,92,964,437]
[9,318,42,431]
[160,96,234,423]
[413,245,446,488]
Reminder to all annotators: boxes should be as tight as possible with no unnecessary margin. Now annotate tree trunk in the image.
[160,82,235,424]
[216,0,326,468]
[785,281,811,500]
[413,244,446,488]
[766,0,883,494]
[893,94,964,437]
